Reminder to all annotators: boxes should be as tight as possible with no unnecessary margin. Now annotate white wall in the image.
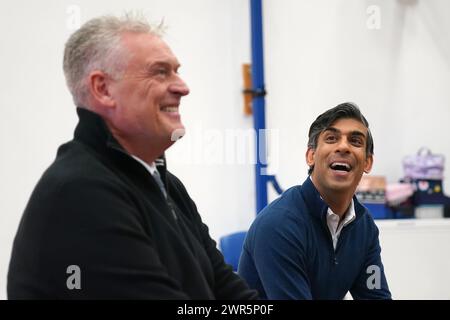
[1,0,450,299]
[377,219,450,299]
[264,0,450,196]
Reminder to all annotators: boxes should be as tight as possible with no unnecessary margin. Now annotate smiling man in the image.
[238,103,391,299]
[7,14,258,300]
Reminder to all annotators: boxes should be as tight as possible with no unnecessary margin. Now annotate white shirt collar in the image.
[131,155,157,176]
[306,176,357,250]
[308,176,356,227]
[328,200,356,227]
[326,200,356,250]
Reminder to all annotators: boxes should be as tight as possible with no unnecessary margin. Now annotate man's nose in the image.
[335,137,351,153]
[169,75,190,96]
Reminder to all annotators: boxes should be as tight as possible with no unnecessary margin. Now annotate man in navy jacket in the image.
[238,103,391,299]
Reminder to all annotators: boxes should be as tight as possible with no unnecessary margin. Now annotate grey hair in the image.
[63,13,164,107]
[307,102,374,175]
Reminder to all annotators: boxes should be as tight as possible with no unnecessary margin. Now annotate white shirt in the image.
[326,200,356,251]
[131,155,168,200]
[131,155,158,176]
[130,155,182,224]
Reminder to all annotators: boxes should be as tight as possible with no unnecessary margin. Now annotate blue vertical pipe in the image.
[250,0,268,214]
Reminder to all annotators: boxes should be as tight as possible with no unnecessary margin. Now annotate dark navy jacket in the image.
[238,177,391,299]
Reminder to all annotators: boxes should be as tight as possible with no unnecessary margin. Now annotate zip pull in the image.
[333,257,339,266]
[167,201,178,221]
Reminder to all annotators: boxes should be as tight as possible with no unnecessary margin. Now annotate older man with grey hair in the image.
[8,13,258,300]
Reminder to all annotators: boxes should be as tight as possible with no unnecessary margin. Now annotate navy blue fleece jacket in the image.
[238,177,391,300]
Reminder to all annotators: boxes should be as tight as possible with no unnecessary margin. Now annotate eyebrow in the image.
[146,61,181,70]
[324,127,366,138]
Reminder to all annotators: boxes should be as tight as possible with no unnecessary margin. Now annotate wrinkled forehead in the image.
[324,117,368,137]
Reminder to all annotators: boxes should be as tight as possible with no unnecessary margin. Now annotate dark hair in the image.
[307,102,374,175]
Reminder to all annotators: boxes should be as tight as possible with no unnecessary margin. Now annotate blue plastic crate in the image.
[364,203,394,219]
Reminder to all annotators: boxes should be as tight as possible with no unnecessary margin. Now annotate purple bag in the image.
[403,147,445,180]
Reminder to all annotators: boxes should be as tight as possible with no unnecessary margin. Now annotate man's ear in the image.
[364,154,374,173]
[306,147,315,167]
[88,71,115,108]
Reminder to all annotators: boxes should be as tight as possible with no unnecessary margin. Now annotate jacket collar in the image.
[73,107,168,180]
[74,107,114,151]
[300,176,366,222]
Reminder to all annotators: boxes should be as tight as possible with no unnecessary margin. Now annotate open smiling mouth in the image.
[161,106,179,113]
[329,162,352,173]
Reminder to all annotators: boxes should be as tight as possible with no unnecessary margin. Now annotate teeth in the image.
[161,106,178,112]
[330,162,351,171]
[333,162,350,169]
